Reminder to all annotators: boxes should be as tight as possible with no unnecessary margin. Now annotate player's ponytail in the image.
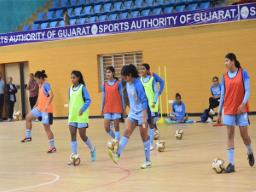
[35,70,48,79]
[225,53,241,68]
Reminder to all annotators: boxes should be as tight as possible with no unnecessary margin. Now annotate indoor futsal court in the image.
[0,0,256,192]
[0,118,256,192]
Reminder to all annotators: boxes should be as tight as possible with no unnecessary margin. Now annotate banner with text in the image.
[0,3,255,47]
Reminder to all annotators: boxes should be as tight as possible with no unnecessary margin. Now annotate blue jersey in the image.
[126,78,148,114]
[172,101,186,121]
[42,82,51,96]
[210,84,221,97]
[152,73,164,96]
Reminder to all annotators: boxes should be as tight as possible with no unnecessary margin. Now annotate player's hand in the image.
[217,115,222,124]
[44,106,48,112]
[79,109,83,116]
[237,103,245,114]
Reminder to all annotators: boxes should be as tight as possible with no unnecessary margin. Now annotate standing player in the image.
[108,64,151,169]
[21,70,56,153]
[140,63,159,150]
[101,66,124,141]
[68,71,96,164]
[217,53,254,173]
[145,63,164,139]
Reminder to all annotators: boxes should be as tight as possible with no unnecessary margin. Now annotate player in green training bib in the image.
[141,64,160,151]
[68,71,96,165]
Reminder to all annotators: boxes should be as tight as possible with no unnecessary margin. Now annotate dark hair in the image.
[212,76,219,81]
[175,93,181,99]
[106,66,118,80]
[121,64,139,78]
[225,53,241,68]
[142,63,150,71]
[35,70,47,79]
[71,70,85,85]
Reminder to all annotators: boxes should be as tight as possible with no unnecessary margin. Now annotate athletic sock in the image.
[26,129,31,138]
[107,130,115,139]
[144,138,151,162]
[85,137,94,152]
[114,131,120,141]
[71,141,78,154]
[149,128,154,146]
[246,144,253,154]
[227,148,235,165]
[117,136,129,156]
[49,139,55,148]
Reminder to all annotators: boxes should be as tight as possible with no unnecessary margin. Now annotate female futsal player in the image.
[68,71,96,163]
[21,70,56,153]
[101,66,124,141]
[108,64,151,169]
[217,53,254,173]
[144,63,164,139]
[140,63,159,150]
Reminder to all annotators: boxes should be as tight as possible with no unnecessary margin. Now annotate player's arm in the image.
[80,86,91,115]
[153,73,165,96]
[44,83,54,111]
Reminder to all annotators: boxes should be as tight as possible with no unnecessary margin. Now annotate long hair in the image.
[225,53,241,68]
[71,70,85,85]
[121,64,139,78]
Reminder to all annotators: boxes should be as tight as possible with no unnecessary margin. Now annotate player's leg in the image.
[109,118,136,164]
[21,108,38,142]
[113,116,120,141]
[139,122,151,169]
[42,113,56,153]
[69,124,78,155]
[225,125,235,173]
[104,115,114,138]
[78,125,96,161]
[238,113,254,167]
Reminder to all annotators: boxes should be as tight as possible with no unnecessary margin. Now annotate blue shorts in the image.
[69,122,89,129]
[31,108,53,125]
[128,111,146,126]
[223,113,249,127]
[104,113,121,120]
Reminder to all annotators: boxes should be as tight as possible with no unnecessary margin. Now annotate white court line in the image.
[0,172,60,192]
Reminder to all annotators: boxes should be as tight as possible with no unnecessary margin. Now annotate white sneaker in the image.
[141,161,152,169]
[206,117,213,123]
[209,109,215,116]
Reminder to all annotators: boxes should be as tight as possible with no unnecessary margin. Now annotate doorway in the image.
[1,62,29,119]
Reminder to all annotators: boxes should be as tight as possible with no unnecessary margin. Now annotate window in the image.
[98,51,143,90]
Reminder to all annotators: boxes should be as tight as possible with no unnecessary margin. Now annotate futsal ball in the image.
[13,111,22,121]
[70,154,81,166]
[212,158,225,174]
[107,139,119,152]
[156,140,166,152]
[175,129,184,140]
